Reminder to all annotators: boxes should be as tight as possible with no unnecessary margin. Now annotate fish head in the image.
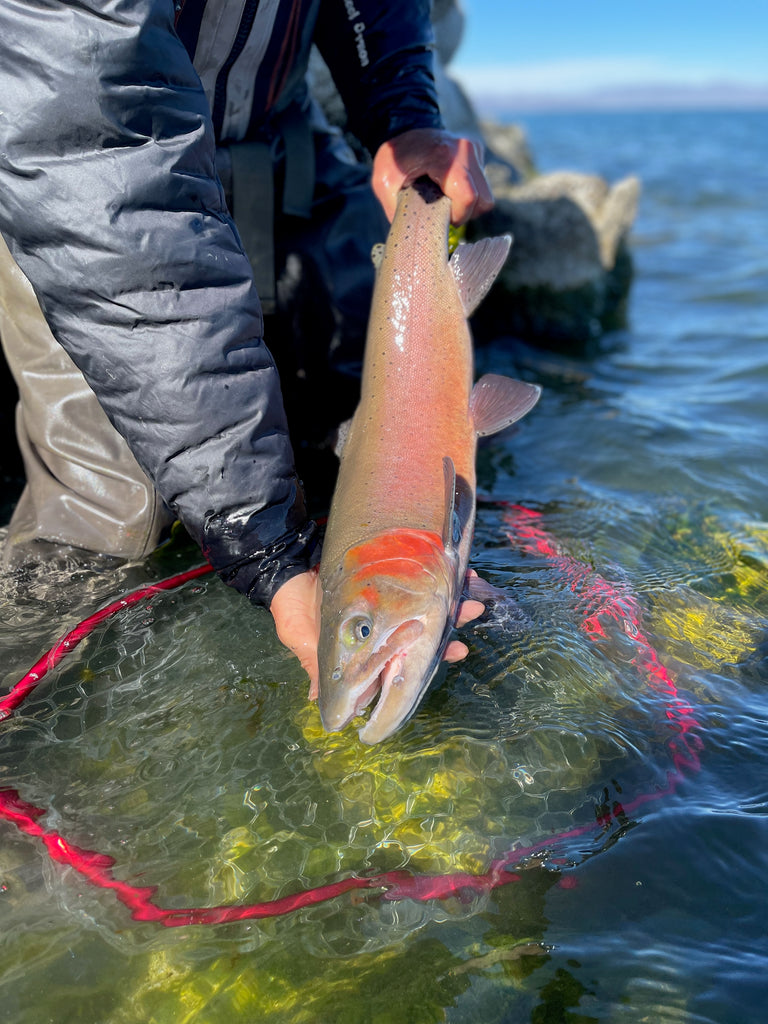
[318,529,457,744]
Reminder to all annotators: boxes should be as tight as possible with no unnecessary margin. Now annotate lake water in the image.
[1,110,767,1023]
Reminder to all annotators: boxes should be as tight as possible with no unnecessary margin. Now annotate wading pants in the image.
[0,232,174,565]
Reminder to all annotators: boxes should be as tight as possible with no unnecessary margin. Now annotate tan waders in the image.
[0,233,173,566]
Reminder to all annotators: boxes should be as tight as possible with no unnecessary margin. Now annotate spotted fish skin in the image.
[317,178,541,743]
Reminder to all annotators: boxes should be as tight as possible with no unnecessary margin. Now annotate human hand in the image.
[444,570,486,663]
[269,567,486,699]
[269,567,321,697]
[371,127,494,226]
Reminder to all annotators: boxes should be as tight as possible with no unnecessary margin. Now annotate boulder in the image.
[481,120,537,186]
[431,0,465,65]
[468,169,641,346]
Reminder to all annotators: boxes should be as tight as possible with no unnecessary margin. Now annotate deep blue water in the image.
[473,108,768,1022]
[0,110,767,1022]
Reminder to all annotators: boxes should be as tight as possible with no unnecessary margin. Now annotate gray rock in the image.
[432,0,465,65]
[433,60,486,146]
[469,169,641,345]
[480,120,536,189]
[428,0,495,151]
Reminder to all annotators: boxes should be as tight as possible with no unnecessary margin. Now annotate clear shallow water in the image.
[1,110,767,1022]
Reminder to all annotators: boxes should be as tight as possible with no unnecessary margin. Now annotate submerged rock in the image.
[469,170,641,346]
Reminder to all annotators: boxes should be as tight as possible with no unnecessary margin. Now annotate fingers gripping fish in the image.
[317,178,540,743]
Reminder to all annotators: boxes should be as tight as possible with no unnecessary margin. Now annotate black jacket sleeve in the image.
[0,0,317,606]
[313,0,444,155]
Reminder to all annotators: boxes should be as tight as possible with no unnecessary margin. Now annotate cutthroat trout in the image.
[317,178,540,743]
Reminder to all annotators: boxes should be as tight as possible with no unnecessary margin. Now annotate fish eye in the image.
[343,616,373,645]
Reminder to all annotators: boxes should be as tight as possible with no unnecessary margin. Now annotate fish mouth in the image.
[320,619,424,736]
[348,650,407,720]
[357,651,419,745]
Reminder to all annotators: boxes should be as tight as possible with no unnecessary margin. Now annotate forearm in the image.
[313,0,443,154]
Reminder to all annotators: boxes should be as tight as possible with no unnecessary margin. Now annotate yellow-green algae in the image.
[3,509,766,1024]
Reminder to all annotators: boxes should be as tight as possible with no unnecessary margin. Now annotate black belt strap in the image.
[280,102,315,219]
[227,104,315,316]
[229,140,276,314]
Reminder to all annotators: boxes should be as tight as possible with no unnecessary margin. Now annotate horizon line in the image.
[461,81,768,115]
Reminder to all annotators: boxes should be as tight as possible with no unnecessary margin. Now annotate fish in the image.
[317,177,541,744]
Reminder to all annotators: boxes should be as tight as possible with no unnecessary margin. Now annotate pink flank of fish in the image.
[317,178,541,743]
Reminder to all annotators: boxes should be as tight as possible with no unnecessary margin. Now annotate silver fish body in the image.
[317,178,540,743]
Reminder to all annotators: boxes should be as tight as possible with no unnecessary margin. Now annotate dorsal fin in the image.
[470,375,541,437]
[449,235,512,317]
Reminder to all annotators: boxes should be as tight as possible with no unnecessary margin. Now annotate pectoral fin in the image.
[442,456,474,554]
[449,235,512,317]
[442,456,459,552]
[463,573,533,632]
[470,375,542,437]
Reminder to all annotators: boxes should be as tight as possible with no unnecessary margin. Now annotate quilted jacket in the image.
[0,0,442,604]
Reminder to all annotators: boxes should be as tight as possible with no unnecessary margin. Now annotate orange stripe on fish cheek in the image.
[352,558,438,584]
[343,530,446,571]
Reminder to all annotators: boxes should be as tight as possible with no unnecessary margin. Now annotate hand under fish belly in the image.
[317,178,540,743]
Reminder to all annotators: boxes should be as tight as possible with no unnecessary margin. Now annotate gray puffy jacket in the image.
[0,0,441,604]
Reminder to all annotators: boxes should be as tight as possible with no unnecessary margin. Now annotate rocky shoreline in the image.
[311,0,641,348]
[468,140,640,346]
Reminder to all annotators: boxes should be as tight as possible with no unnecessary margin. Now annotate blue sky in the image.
[450,0,768,105]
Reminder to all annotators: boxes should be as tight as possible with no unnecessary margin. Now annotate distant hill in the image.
[463,81,768,115]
